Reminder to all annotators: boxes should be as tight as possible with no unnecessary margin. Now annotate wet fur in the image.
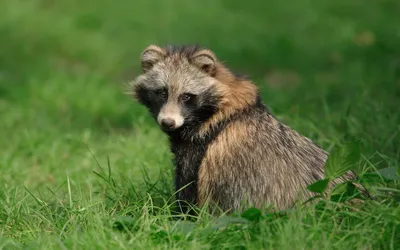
[132,44,364,214]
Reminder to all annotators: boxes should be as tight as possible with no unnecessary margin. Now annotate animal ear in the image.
[191,49,216,75]
[140,45,166,72]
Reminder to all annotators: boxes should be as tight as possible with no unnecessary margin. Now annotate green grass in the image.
[1,0,400,249]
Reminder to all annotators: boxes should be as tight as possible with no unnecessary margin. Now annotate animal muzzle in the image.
[157,105,184,131]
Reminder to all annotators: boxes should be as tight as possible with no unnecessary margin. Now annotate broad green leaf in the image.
[345,182,359,197]
[241,207,263,222]
[377,167,400,180]
[307,178,329,193]
[325,141,361,179]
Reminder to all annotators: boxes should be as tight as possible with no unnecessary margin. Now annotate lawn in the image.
[0,0,399,249]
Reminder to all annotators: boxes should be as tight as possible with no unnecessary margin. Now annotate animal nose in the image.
[161,118,176,130]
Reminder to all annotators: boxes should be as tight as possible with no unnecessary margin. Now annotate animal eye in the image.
[155,89,167,98]
[181,93,194,102]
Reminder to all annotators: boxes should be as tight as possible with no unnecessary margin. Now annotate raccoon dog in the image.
[131,44,362,214]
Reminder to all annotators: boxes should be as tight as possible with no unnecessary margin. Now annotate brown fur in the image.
[197,63,258,137]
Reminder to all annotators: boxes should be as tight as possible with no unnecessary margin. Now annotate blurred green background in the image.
[1,0,399,199]
[0,0,399,247]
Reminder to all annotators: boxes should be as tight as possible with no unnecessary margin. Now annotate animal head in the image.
[131,44,258,136]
